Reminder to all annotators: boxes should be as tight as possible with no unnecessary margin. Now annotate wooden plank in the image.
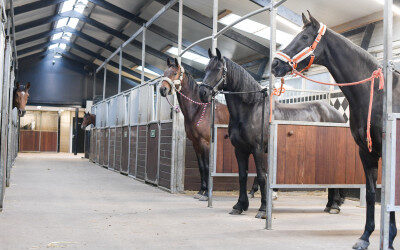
[40,131,57,152]
[19,130,40,152]
[129,126,137,176]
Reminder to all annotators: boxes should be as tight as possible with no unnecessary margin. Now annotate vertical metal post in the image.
[141,26,146,85]
[266,0,276,230]
[74,108,79,155]
[380,0,393,248]
[103,67,107,100]
[177,0,183,65]
[211,0,218,54]
[118,48,122,93]
[93,70,96,101]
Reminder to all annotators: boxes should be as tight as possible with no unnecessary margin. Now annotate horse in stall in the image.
[159,58,263,200]
[81,112,96,129]
[271,12,399,250]
[199,48,346,218]
[13,82,30,117]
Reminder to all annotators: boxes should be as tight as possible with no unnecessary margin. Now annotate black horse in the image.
[271,12,399,250]
[199,48,347,218]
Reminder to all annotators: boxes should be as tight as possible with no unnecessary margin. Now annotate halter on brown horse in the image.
[13,82,30,117]
[81,112,96,129]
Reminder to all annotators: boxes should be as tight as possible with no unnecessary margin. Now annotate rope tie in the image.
[269,78,286,122]
[176,89,211,127]
[278,68,384,152]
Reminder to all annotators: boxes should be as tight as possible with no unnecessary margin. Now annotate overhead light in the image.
[62,32,73,41]
[52,32,63,40]
[374,0,400,15]
[67,18,79,29]
[219,13,294,47]
[49,44,58,50]
[60,0,75,13]
[56,18,69,28]
[136,66,160,76]
[74,0,88,13]
[59,43,67,50]
[167,47,209,65]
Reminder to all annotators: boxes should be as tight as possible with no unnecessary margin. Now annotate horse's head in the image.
[81,112,95,129]
[13,81,30,117]
[160,58,184,97]
[199,48,226,103]
[272,12,326,77]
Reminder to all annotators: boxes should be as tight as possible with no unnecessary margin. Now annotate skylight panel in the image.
[62,32,73,41]
[52,32,63,40]
[49,44,58,50]
[67,18,79,29]
[74,0,88,13]
[136,66,160,76]
[60,0,75,13]
[167,47,209,65]
[56,18,68,28]
[59,43,67,50]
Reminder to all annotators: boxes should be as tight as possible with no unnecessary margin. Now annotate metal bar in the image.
[177,0,183,65]
[118,48,122,93]
[141,26,146,84]
[208,97,216,207]
[74,108,79,155]
[212,0,218,53]
[249,0,302,26]
[9,0,18,69]
[273,120,349,127]
[146,0,178,28]
[179,35,212,57]
[103,67,107,100]
[93,71,96,101]
[1,0,6,22]
[214,0,286,39]
[266,0,277,230]
[380,0,393,248]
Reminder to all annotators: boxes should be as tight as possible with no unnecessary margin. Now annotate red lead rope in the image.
[176,89,211,127]
[276,68,384,152]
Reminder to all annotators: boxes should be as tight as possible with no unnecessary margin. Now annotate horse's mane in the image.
[224,57,265,103]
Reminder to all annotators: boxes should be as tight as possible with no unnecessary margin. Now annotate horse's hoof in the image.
[352,239,370,250]
[198,195,208,201]
[229,208,243,215]
[272,191,278,200]
[324,206,331,213]
[255,210,267,219]
[329,208,340,214]
[193,193,202,199]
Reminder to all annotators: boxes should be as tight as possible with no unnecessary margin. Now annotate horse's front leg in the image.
[229,148,250,215]
[253,148,267,219]
[248,178,259,198]
[193,146,205,199]
[198,142,210,201]
[353,149,378,250]
[326,188,342,214]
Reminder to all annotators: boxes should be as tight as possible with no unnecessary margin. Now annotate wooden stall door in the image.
[120,126,129,174]
[146,123,159,184]
[159,122,173,189]
[98,129,105,165]
[96,129,101,164]
[108,128,115,169]
[39,131,58,152]
[114,127,122,172]
[103,129,109,167]
[129,126,137,176]
[136,125,147,180]
[89,129,94,161]
[19,131,40,152]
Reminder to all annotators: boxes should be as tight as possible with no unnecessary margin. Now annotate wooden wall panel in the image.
[146,123,159,184]
[114,127,122,172]
[120,126,129,174]
[159,122,173,189]
[136,125,147,180]
[89,129,94,162]
[129,126,138,176]
[19,131,40,152]
[108,128,115,169]
[98,129,105,166]
[39,132,58,152]
[103,129,109,167]
[276,125,381,185]
[96,129,101,164]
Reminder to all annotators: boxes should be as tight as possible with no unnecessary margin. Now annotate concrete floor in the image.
[0,153,399,250]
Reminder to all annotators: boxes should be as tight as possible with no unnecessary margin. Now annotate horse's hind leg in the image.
[353,149,378,250]
[248,178,259,198]
[193,149,205,199]
[253,149,267,219]
[198,144,210,201]
[328,189,342,214]
[229,148,250,215]
[324,189,334,213]
[389,211,397,249]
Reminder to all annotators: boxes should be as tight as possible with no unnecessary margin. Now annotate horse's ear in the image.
[167,58,172,67]
[174,58,180,68]
[302,13,310,26]
[216,48,222,60]
[208,48,213,58]
[307,11,319,28]
[25,82,31,91]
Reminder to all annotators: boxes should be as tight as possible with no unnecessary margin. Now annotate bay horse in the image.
[81,112,96,129]
[199,48,346,218]
[13,82,30,117]
[271,12,399,249]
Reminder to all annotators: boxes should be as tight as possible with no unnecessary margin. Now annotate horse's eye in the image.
[302,35,308,40]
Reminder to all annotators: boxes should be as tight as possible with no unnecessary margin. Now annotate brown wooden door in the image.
[19,131,40,152]
[136,125,147,180]
[129,126,137,176]
[99,129,105,165]
[159,122,173,189]
[103,129,109,167]
[108,128,115,169]
[146,123,159,184]
[114,127,122,171]
[120,126,129,174]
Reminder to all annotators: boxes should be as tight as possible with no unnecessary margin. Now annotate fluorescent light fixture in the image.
[52,32,63,40]
[49,44,58,50]
[219,13,294,46]
[374,0,400,15]
[56,18,68,28]
[67,18,79,29]
[60,0,75,13]
[59,43,67,50]
[136,66,160,76]
[167,47,209,65]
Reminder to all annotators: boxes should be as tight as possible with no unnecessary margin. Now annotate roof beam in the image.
[249,0,303,26]
[18,39,149,81]
[155,0,271,56]
[16,27,163,75]
[360,23,376,50]
[331,11,382,34]
[14,10,203,78]
[8,0,68,16]
[87,0,208,58]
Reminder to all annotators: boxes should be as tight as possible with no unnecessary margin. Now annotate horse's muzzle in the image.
[271,58,291,77]
[199,87,211,103]
[160,86,168,97]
